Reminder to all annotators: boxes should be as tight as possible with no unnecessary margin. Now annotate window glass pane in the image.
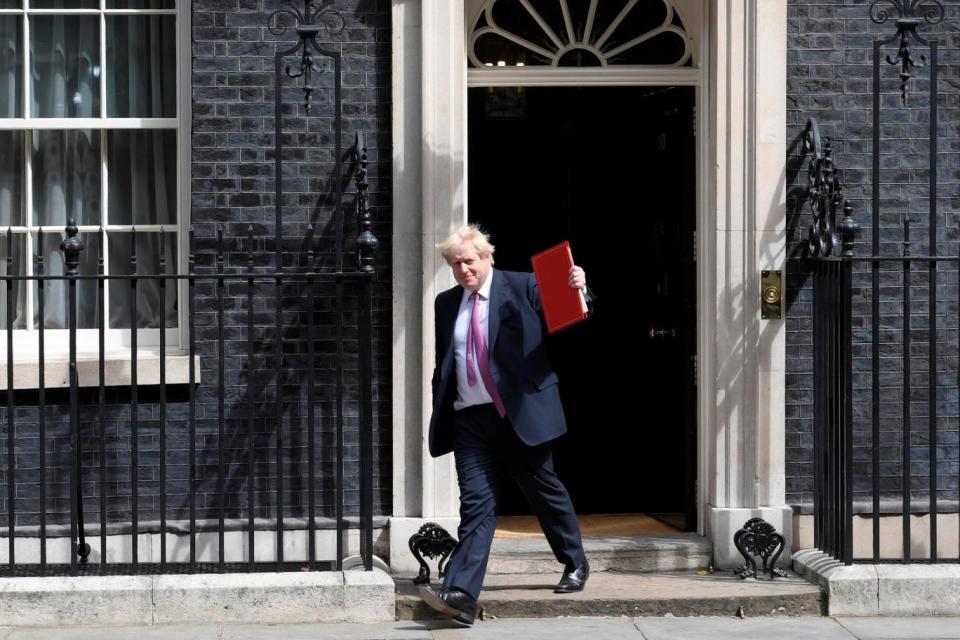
[0,2,22,8]
[107,130,176,225]
[33,231,99,329]
[31,1,98,8]
[0,17,22,118]
[30,16,100,118]
[107,0,174,7]
[108,232,177,329]
[32,130,101,227]
[106,15,176,118]
[0,233,26,330]
[0,131,23,227]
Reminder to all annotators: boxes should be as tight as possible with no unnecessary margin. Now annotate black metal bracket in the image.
[268,0,344,114]
[408,523,457,585]
[802,117,857,261]
[870,0,944,104]
[733,518,786,580]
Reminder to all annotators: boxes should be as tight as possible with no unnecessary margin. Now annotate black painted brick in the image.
[787,0,960,511]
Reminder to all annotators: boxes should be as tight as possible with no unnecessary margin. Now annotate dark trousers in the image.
[441,404,586,601]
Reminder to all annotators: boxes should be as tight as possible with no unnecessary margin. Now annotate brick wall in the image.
[786,0,960,511]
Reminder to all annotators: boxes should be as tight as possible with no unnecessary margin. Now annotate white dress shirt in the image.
[453,270,494,411]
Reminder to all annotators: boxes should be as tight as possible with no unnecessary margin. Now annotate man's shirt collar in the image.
[462,269,494,302]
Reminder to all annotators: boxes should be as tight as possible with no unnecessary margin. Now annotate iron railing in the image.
[804,117,857,564]
[805,0,956,564]
[0,136,375,576]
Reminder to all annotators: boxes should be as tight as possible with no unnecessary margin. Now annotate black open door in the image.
[468,85,697,528]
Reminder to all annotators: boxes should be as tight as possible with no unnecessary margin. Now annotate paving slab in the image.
[152,571,347,625]
[876,565,960,616]
[220,622,436,639]
[795,549,960,616]
[431,617,642,639]
[398,570,823,620]
[836,617,960,639]
[7,626,220,640]
[634,616,857,640]
[0,576,153,627]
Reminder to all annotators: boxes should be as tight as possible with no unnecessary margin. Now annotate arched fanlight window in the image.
[469,0,693,68]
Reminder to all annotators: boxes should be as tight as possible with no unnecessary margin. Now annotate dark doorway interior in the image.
[467,86,697,528]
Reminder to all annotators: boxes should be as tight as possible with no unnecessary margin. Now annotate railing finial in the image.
[354,132,377,273]
[60,216,83,277]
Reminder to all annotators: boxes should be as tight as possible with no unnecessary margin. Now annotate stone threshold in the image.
[397,570,824,620]
[389,518,712,578]
[486,533,713,575]
[793,548,960,615]
[0,569,395,627]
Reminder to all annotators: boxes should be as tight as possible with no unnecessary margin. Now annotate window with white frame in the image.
[0,0,184,353]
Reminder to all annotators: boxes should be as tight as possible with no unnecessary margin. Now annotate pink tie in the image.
[466,292,506,417]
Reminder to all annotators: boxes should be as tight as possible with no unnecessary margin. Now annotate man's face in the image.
[448,241,492,291]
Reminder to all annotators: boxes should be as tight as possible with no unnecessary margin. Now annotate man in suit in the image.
[418,225,590,626]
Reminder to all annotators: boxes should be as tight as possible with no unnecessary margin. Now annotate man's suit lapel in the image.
[488,268,509,352]
[439,288,461,373]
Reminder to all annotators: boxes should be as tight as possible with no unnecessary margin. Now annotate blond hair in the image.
[435,225,496,263]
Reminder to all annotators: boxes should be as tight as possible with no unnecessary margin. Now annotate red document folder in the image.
[531,241,588,334]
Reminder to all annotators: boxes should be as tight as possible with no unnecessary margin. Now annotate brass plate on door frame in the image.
[761,270,782,320]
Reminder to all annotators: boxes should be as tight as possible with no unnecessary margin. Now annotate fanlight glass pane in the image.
[490,0,556,54]
[31,1,98,6]
[0,132,23,227]
[0,17,22,118]
[107,0,175,7]
[563,0,591,41]
[108,231,177,329]
[30,16,100,118]
[33,231,100,329]
[106,15,176,118]
[0,233,26,330]
[606,32,688,66]
[586,0,663,45]
[598,1,675,60]
[32,130,101,227]
[556,48,603,67]
[473,32,551,67]
[107,130,177,226]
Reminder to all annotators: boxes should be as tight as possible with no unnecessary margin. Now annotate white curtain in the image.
[105,13,177,329]
[0,16,23,329]
[30,15,99,329]
[25,13,177,331]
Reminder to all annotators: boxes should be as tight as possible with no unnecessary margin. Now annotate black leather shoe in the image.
[418,585,477,626]
[554,560,589,593]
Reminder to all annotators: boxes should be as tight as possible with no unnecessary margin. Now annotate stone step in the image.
[485,533,712,574]
[396,570,825,620]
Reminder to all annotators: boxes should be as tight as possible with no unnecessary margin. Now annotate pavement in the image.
[2,618,960,639]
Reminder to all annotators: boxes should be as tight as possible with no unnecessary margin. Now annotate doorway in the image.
[467,85,698,529]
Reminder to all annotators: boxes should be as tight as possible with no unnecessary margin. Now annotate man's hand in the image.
[568,265,586,290]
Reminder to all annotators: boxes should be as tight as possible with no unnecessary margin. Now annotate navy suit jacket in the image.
[428,268,566,458]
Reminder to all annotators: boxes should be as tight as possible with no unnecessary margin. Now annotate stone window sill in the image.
[0,353,202,390]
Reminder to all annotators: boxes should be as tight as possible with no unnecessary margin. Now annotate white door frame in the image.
[389,0,790,572]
